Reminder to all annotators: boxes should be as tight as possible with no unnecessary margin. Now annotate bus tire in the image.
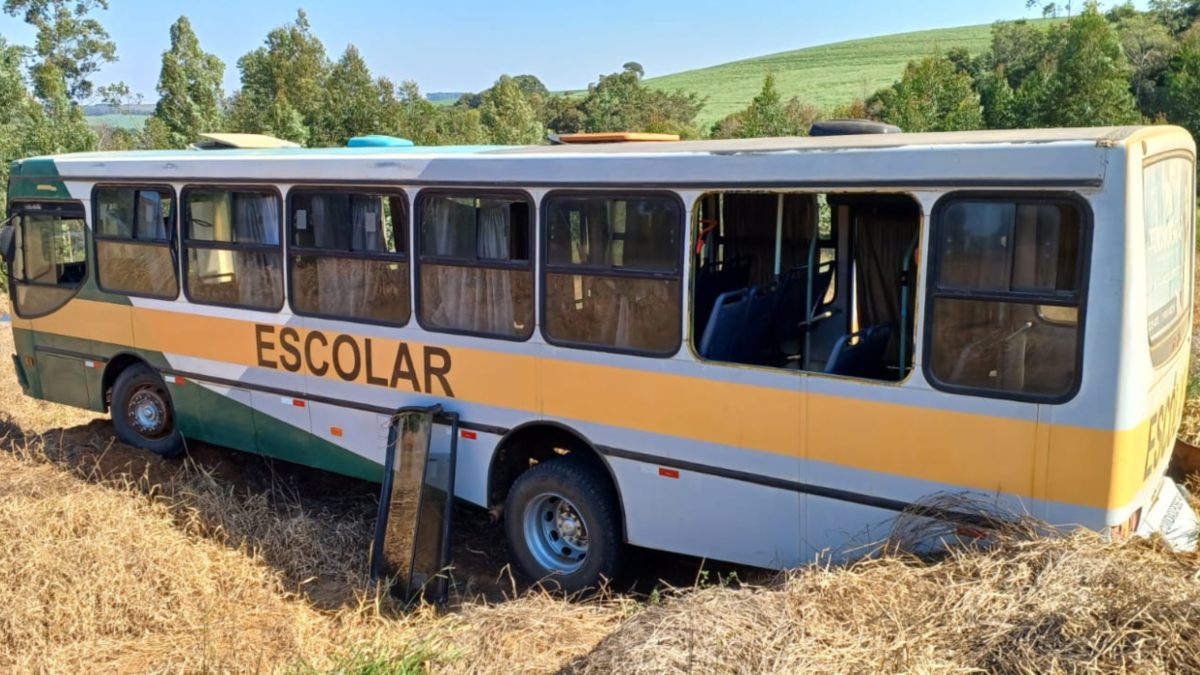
[111,364,184,458]
[504,457,623,593]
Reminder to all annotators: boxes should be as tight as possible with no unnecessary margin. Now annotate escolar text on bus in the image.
[254,324,455,397]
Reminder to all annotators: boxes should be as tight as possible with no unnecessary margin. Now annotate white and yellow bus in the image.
[3,125,1197,591]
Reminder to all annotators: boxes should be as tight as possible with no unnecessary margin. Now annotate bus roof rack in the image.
[191,133,301,150]
[808,120,902,137]
[347,135,415,147]
[549,132,681,144]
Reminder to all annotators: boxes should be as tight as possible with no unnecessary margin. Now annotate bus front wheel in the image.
[111,364,184,458]
[504,457,623,593]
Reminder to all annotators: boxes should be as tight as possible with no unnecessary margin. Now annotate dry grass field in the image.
[4,290,1200,673]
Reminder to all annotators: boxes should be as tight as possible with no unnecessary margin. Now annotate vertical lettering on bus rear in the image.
[1144,374,1186,479]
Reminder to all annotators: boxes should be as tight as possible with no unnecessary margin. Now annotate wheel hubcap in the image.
[127,386,170,439]
[523,492,588,574]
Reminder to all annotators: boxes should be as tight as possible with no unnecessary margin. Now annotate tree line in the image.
[3,0,1200,175]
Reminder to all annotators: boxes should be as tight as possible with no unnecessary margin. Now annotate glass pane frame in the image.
[540,190,685,357]
[414,189,535,340]
[286,187,412,327]
[923,192,1092,404]
[91,184,179,300]
[181,185,284,312]
[8,201,89,319]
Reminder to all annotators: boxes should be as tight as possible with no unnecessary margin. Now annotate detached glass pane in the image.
[374,409,434,595]
[186,248,282,309]
[545,272,680,353]
[97,241,179,298]
[928,298,1078,397]
[292,255,410,324]
[545,195,679,271]
[419,263,533,337]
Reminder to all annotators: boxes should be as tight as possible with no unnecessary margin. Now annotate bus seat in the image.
[825,324,893,379]
[694,257,752,333]
[699,287,751,361]
[743,283,782,363]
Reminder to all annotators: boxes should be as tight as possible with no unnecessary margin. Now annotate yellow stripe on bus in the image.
[15,299,1155,512]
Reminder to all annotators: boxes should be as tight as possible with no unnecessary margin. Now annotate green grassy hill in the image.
[645,21,1047,127]
[85,113,148,130]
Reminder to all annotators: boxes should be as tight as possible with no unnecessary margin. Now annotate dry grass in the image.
[3,292,1200,673]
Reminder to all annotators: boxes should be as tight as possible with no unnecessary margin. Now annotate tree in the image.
[151,16,225,148]
[870,52,983,132]
[977,68,1020,129]
[1149,0,1200,34]
[622,61,644,78]
[3,0,116,101]
[710,72,819,138]
[1039,4,1139,127]
[479,75,544,144]
[1118,13,1175,116]
[312,45,390,146]
[1167,28,1200,140]
[576,67,704,137]
[227,9,330,144]
[987,19,1050,89]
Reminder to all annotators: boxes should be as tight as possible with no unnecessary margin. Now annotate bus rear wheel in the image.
[111,364,184,458]
[504,457,622,593]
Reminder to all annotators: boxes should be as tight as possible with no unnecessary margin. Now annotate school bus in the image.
[3,125,1196,591]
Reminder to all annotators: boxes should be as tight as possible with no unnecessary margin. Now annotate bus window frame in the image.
[539,189,686,358]
[7,199,89,320]
[413,187,536,342]
[90,183,180,301]
[285,185,412,328]
[922,190,1093,405]
[180,184,286,313]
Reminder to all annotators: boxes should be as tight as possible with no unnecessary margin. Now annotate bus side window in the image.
[542,193,682,355]
[926,197,1085,401]
[182,187,283,311]
[415,191,533,339]
[94,186,179,299]
[10,204,88,318]
[289,188,411,326]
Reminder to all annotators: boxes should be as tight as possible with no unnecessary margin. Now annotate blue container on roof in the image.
[347,135,415,147]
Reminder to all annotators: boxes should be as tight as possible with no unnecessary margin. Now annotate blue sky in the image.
[0,1,1151,99]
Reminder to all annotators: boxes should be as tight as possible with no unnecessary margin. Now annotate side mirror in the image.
[0,222,13,265]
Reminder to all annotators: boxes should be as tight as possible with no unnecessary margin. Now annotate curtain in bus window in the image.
[233,193,280,308]
[853,201,919,364]
[422,200,528,336]
[720,194,812,285]
[233,193,279,244]
[351,195,386,252]
[136,191,167,240]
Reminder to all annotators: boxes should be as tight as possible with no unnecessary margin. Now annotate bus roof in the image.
[15,126,1193,191]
